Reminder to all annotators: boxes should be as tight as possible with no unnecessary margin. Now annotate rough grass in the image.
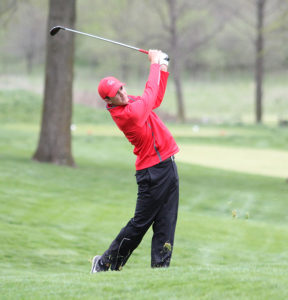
[1,90,288,299]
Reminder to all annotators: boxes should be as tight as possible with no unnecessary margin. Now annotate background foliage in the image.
[0,0,287,124]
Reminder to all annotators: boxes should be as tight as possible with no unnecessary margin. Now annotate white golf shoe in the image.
[90,255,102,273]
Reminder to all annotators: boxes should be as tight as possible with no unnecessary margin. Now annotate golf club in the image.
[50,25,149,55]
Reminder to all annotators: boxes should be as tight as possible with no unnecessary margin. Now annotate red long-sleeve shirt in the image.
[107,64,179,170]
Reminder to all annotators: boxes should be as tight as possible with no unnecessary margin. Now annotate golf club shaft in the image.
[52,26,148,54]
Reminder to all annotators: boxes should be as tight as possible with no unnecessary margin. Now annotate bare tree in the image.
[218,0,288,123]
[0,0,18,26]
[3,2,46,73]
[255,0,266,123]
[166,0,185,122]
[33,0,76,166]
[148,0,225,122]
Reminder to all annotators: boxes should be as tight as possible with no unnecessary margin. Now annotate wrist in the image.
[150,59,159,64]
[160,65,168,72]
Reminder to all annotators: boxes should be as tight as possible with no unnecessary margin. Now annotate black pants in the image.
[101,157,179,270]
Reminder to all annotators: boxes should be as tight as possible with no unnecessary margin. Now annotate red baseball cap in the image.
[98,76,125,99]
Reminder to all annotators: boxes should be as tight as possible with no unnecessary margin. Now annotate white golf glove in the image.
[159,52,169,66]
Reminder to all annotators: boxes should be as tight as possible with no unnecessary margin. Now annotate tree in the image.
[0,0,18,26]
[3,2,46,73]
[217,0,288,123]
[148,0,225,122]
[33,0,76,166]
[255,0,266,123]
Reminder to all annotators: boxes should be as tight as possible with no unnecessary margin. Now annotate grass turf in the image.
[1,90,288,299]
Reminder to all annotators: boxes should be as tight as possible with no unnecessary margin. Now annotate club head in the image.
[50,26,65,36]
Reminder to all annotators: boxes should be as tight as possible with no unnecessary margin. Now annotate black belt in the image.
[161,155,175,164]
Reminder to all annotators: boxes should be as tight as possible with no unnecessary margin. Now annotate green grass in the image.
[1,90,288,299]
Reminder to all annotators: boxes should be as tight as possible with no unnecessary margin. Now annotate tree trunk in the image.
[167,0,186,122]
[172,61,185,122]
[33,0,76,166]
[255,0,266,124]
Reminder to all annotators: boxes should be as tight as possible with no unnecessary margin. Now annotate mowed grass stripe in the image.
[178,144,288,178]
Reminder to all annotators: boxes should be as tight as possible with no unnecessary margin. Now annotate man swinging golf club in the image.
[91,50,179,272]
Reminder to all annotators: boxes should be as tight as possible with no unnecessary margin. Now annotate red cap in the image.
[98,76,125,99]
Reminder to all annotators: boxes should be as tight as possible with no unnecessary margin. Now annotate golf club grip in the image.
[139,49,149,54]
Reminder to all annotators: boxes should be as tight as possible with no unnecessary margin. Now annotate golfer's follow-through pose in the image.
[91,50,179,272]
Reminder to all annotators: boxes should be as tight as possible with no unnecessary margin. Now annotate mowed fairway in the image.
[1,90,288,299]
[178,144,288,178]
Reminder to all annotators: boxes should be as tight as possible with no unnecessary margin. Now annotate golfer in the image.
[91,50,179,272]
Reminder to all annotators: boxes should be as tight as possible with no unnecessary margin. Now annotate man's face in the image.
[105,86,129,106]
